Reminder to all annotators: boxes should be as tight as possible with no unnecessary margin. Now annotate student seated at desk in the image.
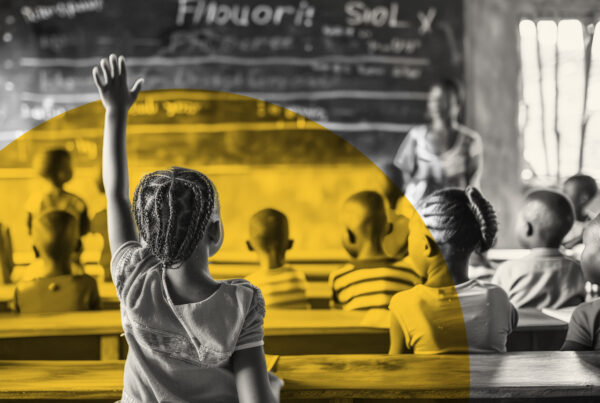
[562,174,597,250]
[14,211,99,313]
[377,164,410,260]
[329,191,421,311]
[245,209,309,309]
[25,148,90,268]
[389,187,517,354]
[492,190,585,309]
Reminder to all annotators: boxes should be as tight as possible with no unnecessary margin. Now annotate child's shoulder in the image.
[220,279,265,316]
[389,284,426,307]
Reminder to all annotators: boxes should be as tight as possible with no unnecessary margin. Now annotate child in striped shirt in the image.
[246,209,309,309]
[329,191,422,311]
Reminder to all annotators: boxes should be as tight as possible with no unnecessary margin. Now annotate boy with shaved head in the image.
[329,191,421,311]
[492,190,585,309]
[245,208,309,309]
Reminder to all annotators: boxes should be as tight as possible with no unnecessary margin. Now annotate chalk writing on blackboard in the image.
[0,0,463,162]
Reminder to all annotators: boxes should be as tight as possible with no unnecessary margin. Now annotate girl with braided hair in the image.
[388,187,518,354]
[93,55,281,403]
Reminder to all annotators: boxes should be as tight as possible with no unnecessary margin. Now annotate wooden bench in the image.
[0,352,598,401]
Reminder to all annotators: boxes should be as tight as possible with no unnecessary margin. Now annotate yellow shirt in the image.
[389,280,517,354]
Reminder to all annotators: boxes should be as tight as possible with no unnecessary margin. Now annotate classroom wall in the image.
[464,0,522,248]
[463,0,600,247]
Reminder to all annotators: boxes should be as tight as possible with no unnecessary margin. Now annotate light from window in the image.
[519,18,599,183]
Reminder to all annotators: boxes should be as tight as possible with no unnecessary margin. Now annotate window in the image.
[519,18,600,184]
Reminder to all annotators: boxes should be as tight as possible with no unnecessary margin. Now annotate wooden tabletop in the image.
[513,308,569,332]
[0,310,123,339]
[0,360,124,400]
[0,307,567,339]
[276,352,600,400]
[0,352,598,400]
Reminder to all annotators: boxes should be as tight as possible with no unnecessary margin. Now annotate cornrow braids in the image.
[417,187,497,254]
[465,186,498,252]
[132,167,217,268]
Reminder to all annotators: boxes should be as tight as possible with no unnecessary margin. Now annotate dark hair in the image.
[524,189,574,247]
[565,174,598,199]
[430,78,464,106]
[132,167,217,268]
[36,149,71,181]
[417,187,497,253]
[250,209,288,240]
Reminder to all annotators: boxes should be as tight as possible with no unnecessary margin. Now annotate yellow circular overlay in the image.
[0,90,468,397]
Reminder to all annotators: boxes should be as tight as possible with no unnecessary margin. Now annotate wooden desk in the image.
[0,307,570,360]
[264,309,388,355]
[507,308,569,351]
[276,352,600,401]
[1,352,599,401]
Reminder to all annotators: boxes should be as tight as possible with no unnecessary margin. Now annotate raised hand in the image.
[92,54,143,112]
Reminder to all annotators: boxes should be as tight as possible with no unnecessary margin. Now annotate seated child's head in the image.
[246,209,293,268]
[516,189,574,249]
[581,214,600,284]
[34,149,73,187]
[132,167,223,266]
[341,191,391,259]
[33,210,79,271]
[563,174,597,219]
[377,163,404,211]
[409,187,497,283]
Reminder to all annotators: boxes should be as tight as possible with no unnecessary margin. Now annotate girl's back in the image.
[113,242,269,402]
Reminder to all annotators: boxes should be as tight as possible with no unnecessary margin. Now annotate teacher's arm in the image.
[466,132,483,188]
[393,130,419,187]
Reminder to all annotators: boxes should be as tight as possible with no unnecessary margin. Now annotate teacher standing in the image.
[393,79,483,205]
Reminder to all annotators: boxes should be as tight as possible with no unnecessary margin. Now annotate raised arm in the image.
[92,54,143,253]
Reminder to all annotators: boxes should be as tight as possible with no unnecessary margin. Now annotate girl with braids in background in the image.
[388,187,517,354]
[93,55,281,403]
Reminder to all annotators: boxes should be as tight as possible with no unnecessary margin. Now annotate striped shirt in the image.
[329,258,422,311]
[245,266,309,309]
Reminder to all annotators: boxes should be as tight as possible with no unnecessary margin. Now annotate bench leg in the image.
[100,335,120,360]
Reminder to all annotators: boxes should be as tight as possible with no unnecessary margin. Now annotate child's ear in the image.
[425,235,440,258]
[347,229,356,244]
[526,222,534,237]
[287,239,294,250]
[207,221,223,245]
[386,222,394,235]
[246,241,254,251]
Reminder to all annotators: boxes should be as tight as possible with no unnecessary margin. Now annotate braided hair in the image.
[132,166,218,268]
[416,186,497,254]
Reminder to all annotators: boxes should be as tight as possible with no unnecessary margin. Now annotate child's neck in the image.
[256,251,285,270]
[427,249,470,287]
[354,242,388,261]
[43,180,64,193]
[165,258,220,304]
[40,257,71,277]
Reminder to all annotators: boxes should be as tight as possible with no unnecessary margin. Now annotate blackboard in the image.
[0,0,463,163]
